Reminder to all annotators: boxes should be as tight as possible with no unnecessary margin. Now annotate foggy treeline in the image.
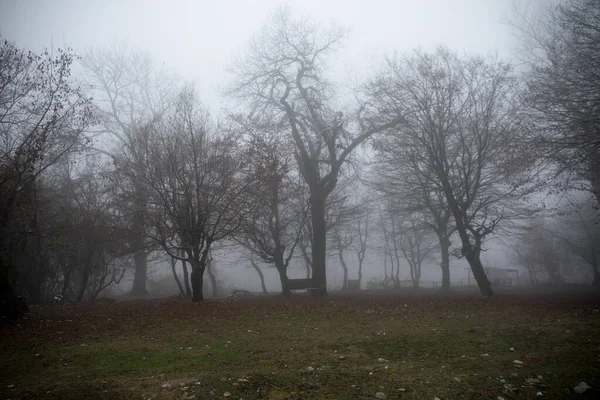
[1,0,599,318]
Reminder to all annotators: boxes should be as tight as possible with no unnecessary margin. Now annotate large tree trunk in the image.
[0,256,27,319]
[310,195,327,296]
[464,247,493,296]
[438,234,451,290]
[171,257,184,294]
[190,268,204,302]
[250,258,268,294]
[440,180,494,296]
[276,263,290,296]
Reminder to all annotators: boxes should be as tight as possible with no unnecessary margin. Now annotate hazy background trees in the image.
[369,47,535,296]
[81,43,181,296]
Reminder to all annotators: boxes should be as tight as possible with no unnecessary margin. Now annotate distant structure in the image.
[465,267,520,286]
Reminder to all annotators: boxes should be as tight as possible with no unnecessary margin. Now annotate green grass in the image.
[1,291,599,399]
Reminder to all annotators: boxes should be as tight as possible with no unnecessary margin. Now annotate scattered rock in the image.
[7,384,15,388]
[512,360,523,365]
[454,377,461,382]
[161,383,171,389]
[237,378,248,382]
[433,397,442,400]
[339,355,346,360]
[377,358,390,363]
[509,347,515,351]
[510,373,519,378]
[498,397,505,400]
[223,392,231,397]
[574,382,591,394]
[499,379,506,383]
[307,366,314,372]
[481,353,490,357]
[375,392,387,399]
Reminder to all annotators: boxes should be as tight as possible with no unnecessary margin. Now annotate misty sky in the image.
[1,0,522,112]
[0,0,535,290]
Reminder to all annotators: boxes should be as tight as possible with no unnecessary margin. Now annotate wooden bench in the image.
[287,278,318,291]
[346,279,360,291]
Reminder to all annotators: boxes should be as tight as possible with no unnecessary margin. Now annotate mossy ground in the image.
[1,290,599,399]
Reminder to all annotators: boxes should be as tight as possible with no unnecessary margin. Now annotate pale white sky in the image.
[0,0,522,111]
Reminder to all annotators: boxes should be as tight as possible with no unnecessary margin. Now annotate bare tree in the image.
[370,47,534,296]
[228,7,403,295]
[81,43,180,296]
[0,40,94,317]
[117,88,257,301]
[356,207,370,289]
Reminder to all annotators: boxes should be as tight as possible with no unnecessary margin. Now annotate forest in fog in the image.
[1,0,599,318]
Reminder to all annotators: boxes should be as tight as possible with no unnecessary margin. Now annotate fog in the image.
[0,0,597,306]
[0,0,518,111]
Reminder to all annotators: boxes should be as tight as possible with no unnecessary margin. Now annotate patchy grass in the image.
[1,291,599,399]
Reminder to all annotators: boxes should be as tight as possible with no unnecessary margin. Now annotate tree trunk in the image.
[310,195,327,296]
[0,256,27,319]
[336,235,348,290]
[438,234,451,290]
[300,241,312,279]
[130,248,148,296]
[61,258,73,299]
[357,261,363,290]
[250,258,268,294]
[206,255,218,297]
[190,267,204,302]
[76,252,93,302]
[181,250,192,296]
[464,248,494,296]
[440,179,494,296]
[171,257,184,294]
[129,197,148,296]
[276,264,290,296]
[591,255,600,287]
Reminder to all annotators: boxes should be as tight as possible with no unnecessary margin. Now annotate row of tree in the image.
[1,0,599,318]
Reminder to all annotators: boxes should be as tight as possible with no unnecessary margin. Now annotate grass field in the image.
[1,290,599,399]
